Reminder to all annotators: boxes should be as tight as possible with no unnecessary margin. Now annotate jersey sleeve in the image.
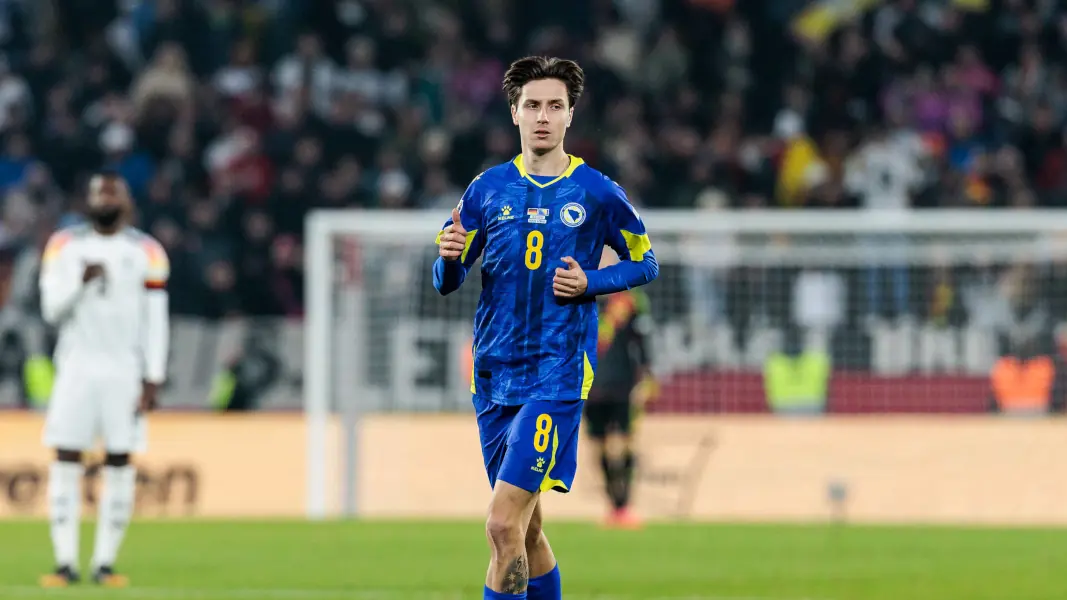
[585,184,659,297]
[140,236,170,384]
[432,176,487,295]
[38,231,85,325]
[142,237,170,290]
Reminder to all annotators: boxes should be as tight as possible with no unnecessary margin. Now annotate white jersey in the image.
[38,225,170,383]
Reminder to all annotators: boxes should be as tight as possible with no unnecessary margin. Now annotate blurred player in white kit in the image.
[37,172,170,588]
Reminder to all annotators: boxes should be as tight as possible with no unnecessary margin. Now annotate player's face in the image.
[511,78,572,154]
[87,176,132,232]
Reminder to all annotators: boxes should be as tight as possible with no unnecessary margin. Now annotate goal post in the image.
[304,208,1067,520]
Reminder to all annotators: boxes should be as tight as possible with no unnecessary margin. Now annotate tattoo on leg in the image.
[501,554,529,593]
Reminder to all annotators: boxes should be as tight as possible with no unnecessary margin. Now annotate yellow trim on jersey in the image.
[620,230,652,262]
[435,229,479,263]
[539,424,569,492]
[469,344,477,394]
[460,230,478,262]
[513,154,585,189]
[581,352,595,400]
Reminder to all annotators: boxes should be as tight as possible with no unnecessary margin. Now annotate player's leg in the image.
[603,396,640,527]
[40,448,84,587]
[90,379,142,587]
[491,399,583,599]
[582,398,613,516]
[89,451,135,587]
[485,480,539,597]
[473,395,533,598]
[39,372,94,587]
[524,497,561,600]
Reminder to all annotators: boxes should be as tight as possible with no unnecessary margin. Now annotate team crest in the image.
[560,202,586,227]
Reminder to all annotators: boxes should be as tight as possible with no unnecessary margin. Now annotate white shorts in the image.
[42,369,146,454]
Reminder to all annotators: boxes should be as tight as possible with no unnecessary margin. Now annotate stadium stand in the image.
[0,0,1064,412]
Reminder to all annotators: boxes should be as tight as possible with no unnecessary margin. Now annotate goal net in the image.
[304,209,1067,519]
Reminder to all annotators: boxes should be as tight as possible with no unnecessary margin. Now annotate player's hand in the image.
[82,263,105,283]
[553,256,588,298]
[139,381,160,413]
[438,208,467,261]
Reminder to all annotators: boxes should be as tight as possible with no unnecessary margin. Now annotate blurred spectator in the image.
[0,0,1063,323]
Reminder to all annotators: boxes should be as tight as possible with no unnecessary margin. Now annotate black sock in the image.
[618,451,635,509]
[599,451,615,505]
[599,451,610,488]
[602,450,628,510]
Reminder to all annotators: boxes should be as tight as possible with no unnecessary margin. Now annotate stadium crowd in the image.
[0,0,1059,320]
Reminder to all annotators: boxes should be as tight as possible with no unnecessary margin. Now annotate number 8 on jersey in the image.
[525,231,543,270]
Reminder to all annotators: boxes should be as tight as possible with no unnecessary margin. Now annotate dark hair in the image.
[502,56,585,109]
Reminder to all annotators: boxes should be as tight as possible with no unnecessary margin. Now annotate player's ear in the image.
[510,104,519,126]
[566,107,574,128]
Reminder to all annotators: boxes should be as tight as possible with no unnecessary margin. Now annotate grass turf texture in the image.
[0,520,1064,600]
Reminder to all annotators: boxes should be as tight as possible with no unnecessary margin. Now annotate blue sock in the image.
[484,586,526,599]
[527,564,561,600]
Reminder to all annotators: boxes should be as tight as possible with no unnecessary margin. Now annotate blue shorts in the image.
[473,395,583,494]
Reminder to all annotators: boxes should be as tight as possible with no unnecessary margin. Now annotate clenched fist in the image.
[553,256,588,298]
[82,263,105,283]
[439,208,468,261]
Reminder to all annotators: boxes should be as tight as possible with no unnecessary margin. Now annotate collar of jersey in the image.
[513,154,584,188]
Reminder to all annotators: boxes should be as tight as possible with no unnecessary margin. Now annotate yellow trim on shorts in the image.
[539,425,568,492]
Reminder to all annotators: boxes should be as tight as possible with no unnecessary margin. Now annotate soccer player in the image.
[37,172,170,588]
[433,56,659,600]
[585,249,657,528]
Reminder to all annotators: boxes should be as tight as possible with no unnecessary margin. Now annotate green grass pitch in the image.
[0,520,1064,599]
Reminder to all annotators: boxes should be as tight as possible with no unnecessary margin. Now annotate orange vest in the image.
[990,355,1054,413]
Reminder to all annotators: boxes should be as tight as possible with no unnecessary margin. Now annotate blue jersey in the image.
[432,154,659,406]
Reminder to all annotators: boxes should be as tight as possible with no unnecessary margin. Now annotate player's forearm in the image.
[39,276,86,325]
[584,253,659,297]
[432,257,468,295]
[143,290,170,383]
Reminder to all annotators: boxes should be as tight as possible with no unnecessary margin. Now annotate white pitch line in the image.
[0,585,828,600]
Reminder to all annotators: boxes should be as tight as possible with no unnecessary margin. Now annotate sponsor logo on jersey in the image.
[560,202,587,227]
[527,208,549,224]
[497,205,516,222]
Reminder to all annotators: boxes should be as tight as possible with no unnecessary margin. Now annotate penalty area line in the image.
[0,585,829,600]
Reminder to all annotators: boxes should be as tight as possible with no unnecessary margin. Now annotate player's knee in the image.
[485,515,522,553]
[104,453,130,467]
[56,449,82,463]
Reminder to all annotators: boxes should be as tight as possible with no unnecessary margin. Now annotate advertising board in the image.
[358,415,1067,525]
[0,413,340,518]
[3,412,1063,525]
